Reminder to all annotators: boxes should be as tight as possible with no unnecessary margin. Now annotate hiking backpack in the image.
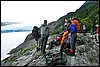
[71,18,81,31]
[32,26,41,41]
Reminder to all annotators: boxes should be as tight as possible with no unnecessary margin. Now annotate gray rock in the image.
[1,33,99,66]
[11,62,19,66]
[8,39,36,55]
[16,55,32,66]
[23,33,33,42]
[1,61,12,66]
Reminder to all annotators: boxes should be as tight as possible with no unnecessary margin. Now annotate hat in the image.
[96,24,99,27]
[64,22,67,26]
[65,19,67,22]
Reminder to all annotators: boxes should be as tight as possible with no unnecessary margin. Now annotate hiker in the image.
[32,26,41,51]
[48,21,69,50]
[83,24,86,32]
[83,24,86,35]
[60,22,70,52]
[66,20,77,56]
[48,33,63,49]
[95,24,99,43]
[60,23,69,45]
[40,20,49,54]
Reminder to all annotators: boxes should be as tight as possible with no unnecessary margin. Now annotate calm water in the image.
[1,31,31,61]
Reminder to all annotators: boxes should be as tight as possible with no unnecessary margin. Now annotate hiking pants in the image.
[96,34,99,42]
[41,35,48,54]
[70,32,77,50]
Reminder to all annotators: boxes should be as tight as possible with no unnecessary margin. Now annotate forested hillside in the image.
[49,1,99,35]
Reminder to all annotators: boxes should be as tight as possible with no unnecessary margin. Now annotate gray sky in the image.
[1,1,85,27]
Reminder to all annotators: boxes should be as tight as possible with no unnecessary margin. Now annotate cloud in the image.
[1,1,85,27]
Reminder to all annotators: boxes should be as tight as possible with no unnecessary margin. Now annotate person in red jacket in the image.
[48,33,63,49]
[95,24,99,43]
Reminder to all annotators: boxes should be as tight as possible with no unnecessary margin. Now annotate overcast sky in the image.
[1,1,85,27]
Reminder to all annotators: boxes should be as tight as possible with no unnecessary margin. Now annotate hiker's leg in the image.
[73,33,77,50]
[70,33,76,52]
[39,38,41,47]
[42,36,48,54]
[60,42,64,51]
[72,33,77,50]
[66,43,70,48]
[66,36,70,48]
[36,40,41,51]
[41,36,44,52]
[70,34,73,50]
[98,34,99,42]
[96,34,99,42]
[61,42,66,50]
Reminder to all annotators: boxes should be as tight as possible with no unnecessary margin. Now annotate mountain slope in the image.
[48,1,99,35]
[1,33,99,66]
[1,22,20,26]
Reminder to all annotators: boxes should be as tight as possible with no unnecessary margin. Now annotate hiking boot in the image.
[69,49,75,56]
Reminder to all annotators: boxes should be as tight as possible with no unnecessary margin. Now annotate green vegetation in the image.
[2,56,18,62]
[16,44,36,56]
[53,1,99,33]
[73,1,99,32]
[74,1,99,32]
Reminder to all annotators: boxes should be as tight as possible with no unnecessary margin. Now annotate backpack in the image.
[71,18,81,31]
[32,26,40,41]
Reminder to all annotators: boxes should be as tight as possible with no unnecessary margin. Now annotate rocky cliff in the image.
[1,33,99,66]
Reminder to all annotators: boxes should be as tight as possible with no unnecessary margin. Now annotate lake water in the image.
[1,31,31,61]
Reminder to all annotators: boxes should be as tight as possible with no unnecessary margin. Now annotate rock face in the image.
[48,18,65,33]
[7,33,35,55]
[1,33,99,66]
